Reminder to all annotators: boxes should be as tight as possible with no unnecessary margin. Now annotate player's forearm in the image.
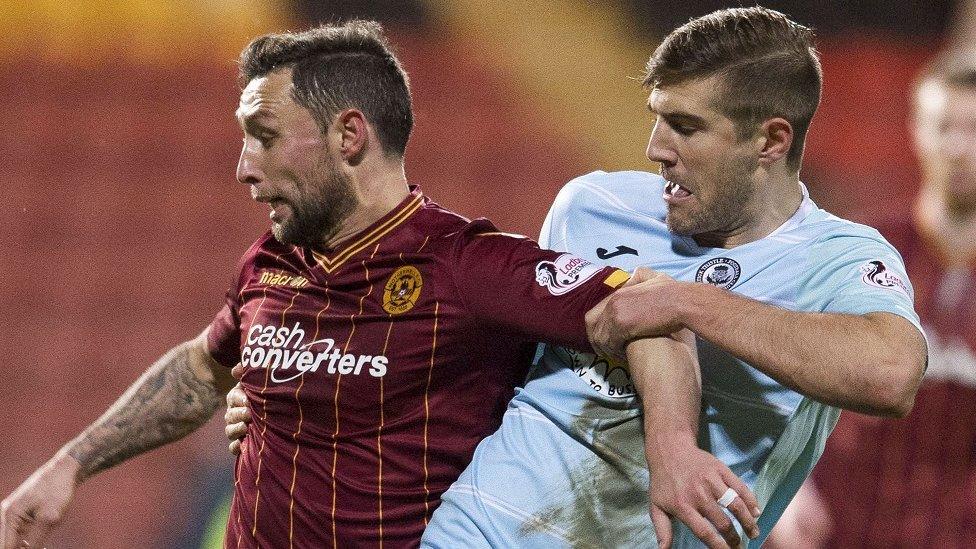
[63,339,222,482]
[674,283,925,417]
[626,332,700,464]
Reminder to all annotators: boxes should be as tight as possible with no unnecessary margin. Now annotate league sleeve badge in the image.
[858,260,909,295]
[534,253,602,296]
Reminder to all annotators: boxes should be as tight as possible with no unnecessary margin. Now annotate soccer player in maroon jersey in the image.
[768,49,976,548]
[1,21,749,549]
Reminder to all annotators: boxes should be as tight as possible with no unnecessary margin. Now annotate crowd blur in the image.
[1,1,972,547]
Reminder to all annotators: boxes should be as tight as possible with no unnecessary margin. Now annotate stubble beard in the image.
[666,155,756,238]
[945,172,976,221]
[272,160,357,249]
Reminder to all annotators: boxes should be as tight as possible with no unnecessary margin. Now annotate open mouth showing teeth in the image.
[665,181,692,198]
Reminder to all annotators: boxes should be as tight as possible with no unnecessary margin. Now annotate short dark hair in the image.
[644,7,822,172]
[239,20,413,157]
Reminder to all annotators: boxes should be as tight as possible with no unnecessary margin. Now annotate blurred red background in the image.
[0,1,954,546]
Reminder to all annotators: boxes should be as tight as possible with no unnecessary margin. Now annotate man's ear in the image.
[334,108,369,163]
[757,117,794,167]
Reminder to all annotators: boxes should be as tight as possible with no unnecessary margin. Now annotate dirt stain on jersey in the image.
[518,402,655,548]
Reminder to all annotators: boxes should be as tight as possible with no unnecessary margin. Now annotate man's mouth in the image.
[252,192,280,204]
[664,181,693,200]
[269,204,283,222]
[253,195,288,221]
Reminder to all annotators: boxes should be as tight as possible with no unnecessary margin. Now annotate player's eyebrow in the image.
[236,107,278,131]
[647,102,707,126]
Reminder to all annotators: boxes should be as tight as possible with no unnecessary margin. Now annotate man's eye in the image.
[258,134,276,147]
[674,124,697,136]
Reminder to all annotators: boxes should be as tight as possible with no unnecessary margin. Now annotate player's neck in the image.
[694,176,803,249]
[321,163,410,250]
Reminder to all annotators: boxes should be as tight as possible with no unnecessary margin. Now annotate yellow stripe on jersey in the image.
[603,269,630,289]
[421,301,440,525]
[312,194,424,273]
[249,251,286,540]
[291,283,331,545]
[330,249,380,547]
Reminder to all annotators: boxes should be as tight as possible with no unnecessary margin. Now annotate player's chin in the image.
[665,210,697,236]
[270,221,296,245]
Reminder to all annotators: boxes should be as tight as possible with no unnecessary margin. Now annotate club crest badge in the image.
[383,266,423,314]
[696,257,741,289]
[535,254,602,296]
[859,260,908,295]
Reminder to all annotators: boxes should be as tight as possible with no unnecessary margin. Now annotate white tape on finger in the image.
[717,487,738,508]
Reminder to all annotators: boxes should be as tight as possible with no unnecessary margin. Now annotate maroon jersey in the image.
[813,219,976,547]
[207,188,628,548]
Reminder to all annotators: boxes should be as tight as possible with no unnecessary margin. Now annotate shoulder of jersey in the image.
[440,217,530,242]
[407,201,531,248]
[789,207,892,248]
[404,198,477,238]
[554,170,667,220]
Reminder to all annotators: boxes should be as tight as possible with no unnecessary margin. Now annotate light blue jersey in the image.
[422,171,922,548]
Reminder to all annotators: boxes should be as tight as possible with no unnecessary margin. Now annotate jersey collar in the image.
[767,181,817,238]
[309,186,424,273]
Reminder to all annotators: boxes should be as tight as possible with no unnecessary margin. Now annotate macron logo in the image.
[241,322,388,383]
[259,270,309,288]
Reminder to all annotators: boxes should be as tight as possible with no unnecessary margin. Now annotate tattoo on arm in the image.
[66,342,221,481]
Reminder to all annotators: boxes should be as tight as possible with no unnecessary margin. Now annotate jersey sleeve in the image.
[537,177,577,251]
[537,170,613,252]
[206,247,256,368]
[206,289,242,368]
[799,231,922,333]
[451,218,629,350]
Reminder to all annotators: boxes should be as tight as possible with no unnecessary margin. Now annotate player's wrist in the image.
[53,448,85,485]
[643,429,698,467]
[673,282,716,331]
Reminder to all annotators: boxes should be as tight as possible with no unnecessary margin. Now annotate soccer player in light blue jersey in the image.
[421,7,927,549]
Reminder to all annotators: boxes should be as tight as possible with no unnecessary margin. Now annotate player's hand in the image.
[588,267,684,360]
[1,453,80,549]
[225,365,251,456]
[646,440,760,549]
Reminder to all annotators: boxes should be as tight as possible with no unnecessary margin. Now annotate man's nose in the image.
[646,122,677,167]
[236,141,262,185]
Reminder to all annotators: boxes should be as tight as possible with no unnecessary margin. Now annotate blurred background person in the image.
[0,0,966,547]
[770,47,976,549]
